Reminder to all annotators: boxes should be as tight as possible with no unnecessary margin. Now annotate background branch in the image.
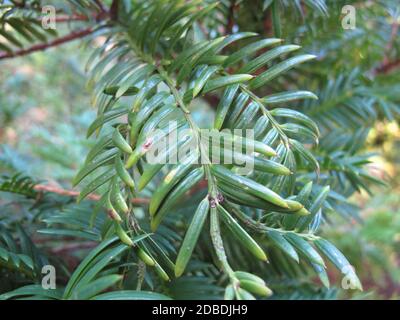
[0,27,96,60]
[0,0,112,60]
[33,184,150,204]
[109,0,119,21]
[373,21,399,75]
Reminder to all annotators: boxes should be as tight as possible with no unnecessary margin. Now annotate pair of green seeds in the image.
[225,271,273,300]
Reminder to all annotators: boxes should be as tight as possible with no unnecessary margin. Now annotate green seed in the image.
[115,156,135,188]
[239,280,273,297]
[154,263,170,282]
[112,128,133,154]
[114,222,133,246]
[234,271,265,286]
[137,248,155,266]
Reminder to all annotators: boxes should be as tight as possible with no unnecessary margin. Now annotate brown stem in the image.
[226,0,236,35]
[94,0,107,13]
[263,9,272,36]
[33,184,149,204]
[373,22,399,75]
[53,11,108,23]
[110,0,119,21]
[202,94,220,109]
[0,27,96,60]
[54,15,91,22]
[374,59,400,74]
[384,22,399,62]
[0,0,112,60]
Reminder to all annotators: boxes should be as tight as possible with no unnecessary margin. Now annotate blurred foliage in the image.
[0,41,93,181]
[325,191,400,299]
